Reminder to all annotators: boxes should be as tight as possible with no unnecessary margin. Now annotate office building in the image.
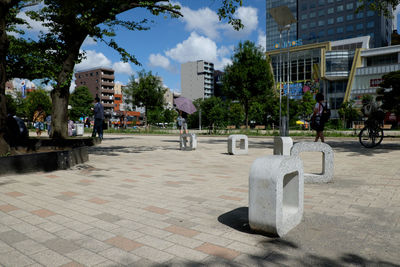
[75,67,115,116]
[266,0,393,51]
[267,36,400,118]
[181,60,214,101]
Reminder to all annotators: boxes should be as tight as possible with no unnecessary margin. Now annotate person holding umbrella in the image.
[177,110,188,134]
[174,97,197,134]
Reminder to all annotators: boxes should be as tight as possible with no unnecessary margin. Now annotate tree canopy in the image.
[223,40,274,127]
[69,86,93,121]
[377,70,400,117]
[124,70,166,126]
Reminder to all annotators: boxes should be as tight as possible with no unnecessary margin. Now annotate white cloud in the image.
[176,2,258,40]
[222,6,259,38]
[75,50,112,71]
[112,61,134,75]
[17,12,50,34]
[165,32,231,71]
[82,37,97,46]
[257,30,266,52]
[149,53,171,69]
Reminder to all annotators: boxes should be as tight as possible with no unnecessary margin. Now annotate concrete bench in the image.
[291,142,334,183]
[228,135,248,155]
[383,124,392,130]
[180,134,197,151]
[273,136,293,156]
[249,155,304,237]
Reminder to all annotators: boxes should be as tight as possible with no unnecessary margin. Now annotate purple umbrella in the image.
[174,97,197,114]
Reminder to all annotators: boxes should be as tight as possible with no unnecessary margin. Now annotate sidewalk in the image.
[0,135,399,266]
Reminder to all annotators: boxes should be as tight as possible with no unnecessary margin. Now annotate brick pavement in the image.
[0,134,399,266]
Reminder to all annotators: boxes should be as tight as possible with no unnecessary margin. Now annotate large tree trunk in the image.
[50,36,86,139]
[0,1,14,155]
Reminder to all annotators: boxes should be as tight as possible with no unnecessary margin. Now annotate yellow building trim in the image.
[344,48,363,102]
[320,48,326,78]
[265,41,331,56]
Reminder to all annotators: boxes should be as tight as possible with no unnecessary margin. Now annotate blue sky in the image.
[12,1,400,93]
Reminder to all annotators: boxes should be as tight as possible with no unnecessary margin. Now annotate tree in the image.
[200,96,227,133]
[298,91,316,123]
[124,70,166,127]
[377,70,400,118]
[223,41,274,127]
[69,86,93,121]
[24,89,52,121]
[338,100,360,128]
[163,108,177,125]
[357,0,399,18]
[227,101,244,127]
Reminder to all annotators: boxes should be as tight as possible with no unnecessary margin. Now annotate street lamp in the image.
[268,6,296,136]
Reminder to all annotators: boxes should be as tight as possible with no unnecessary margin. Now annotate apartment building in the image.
[75,67,115,116]
[181,60,214,101]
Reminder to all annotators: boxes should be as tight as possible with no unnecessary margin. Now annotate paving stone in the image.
[73,237,111,253]
[93,213,121,223]
[31,249,71,267]
[132,245,175,263]
[66,248,108,266]
[164,225,200,238]
[105,236,143,251]
[0,230,28,244]
[195,242,241,260]
[99,247,141,265]
[0,250,35,266]
[164,244,208,262]
[135,235,174,250]
[43,238,81,254]
[13,239,48,255]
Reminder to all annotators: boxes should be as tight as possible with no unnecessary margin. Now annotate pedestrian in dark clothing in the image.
[92,97,104,139]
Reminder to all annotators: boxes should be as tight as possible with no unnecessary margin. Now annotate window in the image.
[356,12,364,19]
[356,23,363,30]
[328,18,334,25]
[301,24,308,30]
[337,5,343,11]
[318,10,325,16]
[328,29,334,35]
[301,4,307,10]
[346,3,353,10]
[327,0,333,3]
[318,0,325,5]
[310,2,316,8]
[346,25,354,32]
[346,14,353,21]
[301,14,308,20]
[367,10,374,17]
[337,16,344,23]
[90,73,93,76]
[96,72,98,75]
[367,21,375,28]
[318,30,325,37]
[309,12,316,18]
[328,7,334,14]
[310,21,316,28]
[318,20,325,26]
[337,27,344,33]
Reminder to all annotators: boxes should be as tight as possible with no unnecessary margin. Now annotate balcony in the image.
[102,74,114,80]
[101,81,114,87]
[101,95,114,101]
[101,89,114,94]
[102,103,115,108]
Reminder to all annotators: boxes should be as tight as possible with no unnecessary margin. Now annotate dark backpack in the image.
[321,104,331,122]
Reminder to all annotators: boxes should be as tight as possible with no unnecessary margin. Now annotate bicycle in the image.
[358,118,384,148]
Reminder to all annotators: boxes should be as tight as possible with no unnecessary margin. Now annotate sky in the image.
[11,1,400,93]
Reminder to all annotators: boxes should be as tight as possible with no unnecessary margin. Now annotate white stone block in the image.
[228,135,248,155]
[290,142,334,183]
[75,124,84,136]
[180,134,197,151]
[273,136,293,155]
[249,155,304,237]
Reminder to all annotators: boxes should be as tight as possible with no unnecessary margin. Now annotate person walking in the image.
[92,96,104,139]
[33,105,46,136]
[312,93,326,142]
[177,110,188,134]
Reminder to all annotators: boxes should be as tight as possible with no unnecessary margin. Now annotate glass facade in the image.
[266,0,298,51]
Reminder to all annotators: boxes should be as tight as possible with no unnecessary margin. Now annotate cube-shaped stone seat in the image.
[228,135,248,155]
[273,136,293,155]
[249,155,304,237]
[290,142,334,183]
[180,134,197,151]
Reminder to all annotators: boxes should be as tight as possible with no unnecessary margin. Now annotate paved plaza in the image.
[0,134,399,266]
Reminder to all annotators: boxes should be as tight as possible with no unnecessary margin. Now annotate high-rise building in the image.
[75,67,115,116]
[266,0,393,51]
[181,60,214,101]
